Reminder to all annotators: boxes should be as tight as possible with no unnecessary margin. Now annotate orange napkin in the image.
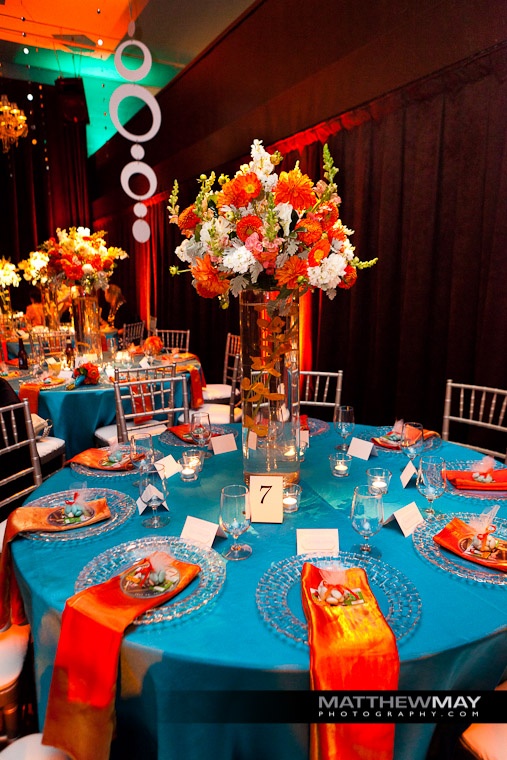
[302,563,399,760]
[372,428,439,450]
[445,468,507,491]
[433,517,507,572]
[18,378,66,414]
[42,552,200,760]
[300,414,309,431]
[167,423,195,442]
[0,498,111,629]
[67,448,143,471]
[176,365,203,408]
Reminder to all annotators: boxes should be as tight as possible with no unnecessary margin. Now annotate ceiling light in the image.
[23,47,29,55]
[0,95,29,153]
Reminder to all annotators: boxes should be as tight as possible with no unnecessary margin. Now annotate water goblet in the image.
[333,405,355,451]
[190,412,212,458]
[129,432,155,485]
[139,463,170,528]
[350,484,384,558]
[219,484,252,560]
[400,422,424,463]
[416,455,446,515]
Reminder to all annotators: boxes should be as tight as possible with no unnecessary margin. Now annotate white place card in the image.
[392,502,425,537]
[138,356,151,369]
[347,437,375,460]
[249,475,284,523]
[136,484,168,514]
[400,460,417,488]
[211,433,237,455]
[300,429,310,446]
[180,515,226,547]
[156,454,182,479]
[297,528,339,556]
[247,431,258,450]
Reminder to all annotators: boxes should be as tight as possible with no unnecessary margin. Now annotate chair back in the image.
[30,331,68,357]
[155,329,190,352]
[299,370,343,417]
[148,316,157,335]
[113,366,190,443]
[122,321,145,347]
[223,333,241,384]
[0,399,42,510]
[442,379,507,462]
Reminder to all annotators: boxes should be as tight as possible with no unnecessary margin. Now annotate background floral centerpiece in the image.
[0,257,21,333]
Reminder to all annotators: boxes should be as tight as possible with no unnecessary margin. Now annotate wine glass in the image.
[333,405,355,450]
[129,432,155,484]
[190,412,212,457]
[139,464,170,528]
[400,422,424,463]
[416,456,446,515]
[350,484,384,558]
[219,484,252,560]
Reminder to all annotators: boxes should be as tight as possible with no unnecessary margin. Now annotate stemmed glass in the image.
[219,484,252,560]
[139,463,170,528]
[416,456,446,515]
[129,432,155,485]
[400,422,424,463]
[190,412,212,458]
[350,484,384,558]
[333,405,355,451]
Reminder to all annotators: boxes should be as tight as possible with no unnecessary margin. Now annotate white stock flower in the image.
[308,252,347,291]
[275,203,294,237]
[222,245,256,274]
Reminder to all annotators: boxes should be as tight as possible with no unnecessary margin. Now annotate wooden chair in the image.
[199,354,242,424]
[442,380,507,462]
[202,333,241,403]
[299,370,343,418]
[0,625,31,747]
[155,329,190,353]
[0,400,42,513]
[122,321,145,347]
[94,366,190,446]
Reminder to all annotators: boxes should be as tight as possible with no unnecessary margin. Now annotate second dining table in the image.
[10,422,507,760]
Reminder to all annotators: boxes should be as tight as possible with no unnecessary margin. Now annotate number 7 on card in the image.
[249,475,284,523]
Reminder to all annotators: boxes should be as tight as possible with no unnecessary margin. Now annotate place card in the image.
[180,515,226,547]
[296,528,339,556]
[391,502,425,537]
[300,429,310,446]
[138,357,151,369]
[211,433,237,455]
[347,437,376,460]
[247,431,258,450]
[156,454,182,479]
[400,460,417,488]
[249,475,284,523]
[136,484,168,514]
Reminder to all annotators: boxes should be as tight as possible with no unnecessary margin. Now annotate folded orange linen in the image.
[433,517,507,572]
[18,378,66,414]
[445,469,507,491]
[0,499,111,629]
[300,414,309,431]
[302,563,399,760]
[177,365,203,408]
[67,448,142,471]
[42,552,200,760]
[372,428,439,450]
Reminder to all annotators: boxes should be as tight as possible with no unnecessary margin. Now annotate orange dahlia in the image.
[327,220,348,244]
[295,218,323,246]
[316,203,339,230]
[338,265,358,290]
[191,254,230,298]
[275,255,308,289]
[218,172,261,208]
[274,166,316,211]
[236,214,263,242]
[178,205,200,237]
[308,239,331,267]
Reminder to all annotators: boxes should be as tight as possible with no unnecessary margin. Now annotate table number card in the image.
[347,437,376,460]
[211,433,237,455]
[180,515,226,547]
[400,460,417,488]
[392,502,425,537]
[249,475,284,523]
[296,528,339,556]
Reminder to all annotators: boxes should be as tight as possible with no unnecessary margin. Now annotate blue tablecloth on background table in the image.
[11,425,507,760]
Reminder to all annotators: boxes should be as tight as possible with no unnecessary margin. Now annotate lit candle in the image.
[335,463,348,474]
[180,466,197,482]
[284,446,296,458]
[372,478,387,490]
[283,496,298,513]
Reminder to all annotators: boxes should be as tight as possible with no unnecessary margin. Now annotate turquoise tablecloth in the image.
[11,425,507,760]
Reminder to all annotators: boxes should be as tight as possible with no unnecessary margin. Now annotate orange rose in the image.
[191,254,230,298]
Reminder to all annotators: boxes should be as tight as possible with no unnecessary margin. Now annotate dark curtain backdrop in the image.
[95,45,507,443]
[0,78,90,312]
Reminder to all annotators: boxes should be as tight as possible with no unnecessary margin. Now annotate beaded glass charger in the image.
[256,551,422,648]
[444,460,507,501]
[306,418,330,436]
[70,445,165,479]
[75,537,226,624]
[159,424,238,447]
[412,512,507,585]
[23,488,136,542]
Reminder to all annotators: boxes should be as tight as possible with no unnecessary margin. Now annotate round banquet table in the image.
[11,424,507,760]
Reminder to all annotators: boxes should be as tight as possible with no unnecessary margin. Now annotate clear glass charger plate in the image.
[307,418,330,436]
[412,512,507,585]
[75,537,226,625]
[159,424,238,447]
[444,460,507,500]
[70,445,165,479]
[256,551,422,648]
[23,488,136,542]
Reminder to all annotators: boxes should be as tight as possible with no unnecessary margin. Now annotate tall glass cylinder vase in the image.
[40,282,60,331]
[71,288,103,365]
[239,289,301,486]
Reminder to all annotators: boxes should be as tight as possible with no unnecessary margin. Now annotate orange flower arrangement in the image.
[143,335,164,355]
[168,140,376,307]
[73,362,100,386]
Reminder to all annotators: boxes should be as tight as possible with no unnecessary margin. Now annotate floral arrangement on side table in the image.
[143,335,164,355]
[0,258,21,328]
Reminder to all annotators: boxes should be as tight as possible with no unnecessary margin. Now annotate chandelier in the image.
[0,95,29,153]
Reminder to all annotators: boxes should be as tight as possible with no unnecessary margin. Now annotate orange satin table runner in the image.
[67,448,139,471]
[301,564,399,760]
[445,469,507,491]
[42,555,200,760]
[433,517,507,572]
[0,499,111,629]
